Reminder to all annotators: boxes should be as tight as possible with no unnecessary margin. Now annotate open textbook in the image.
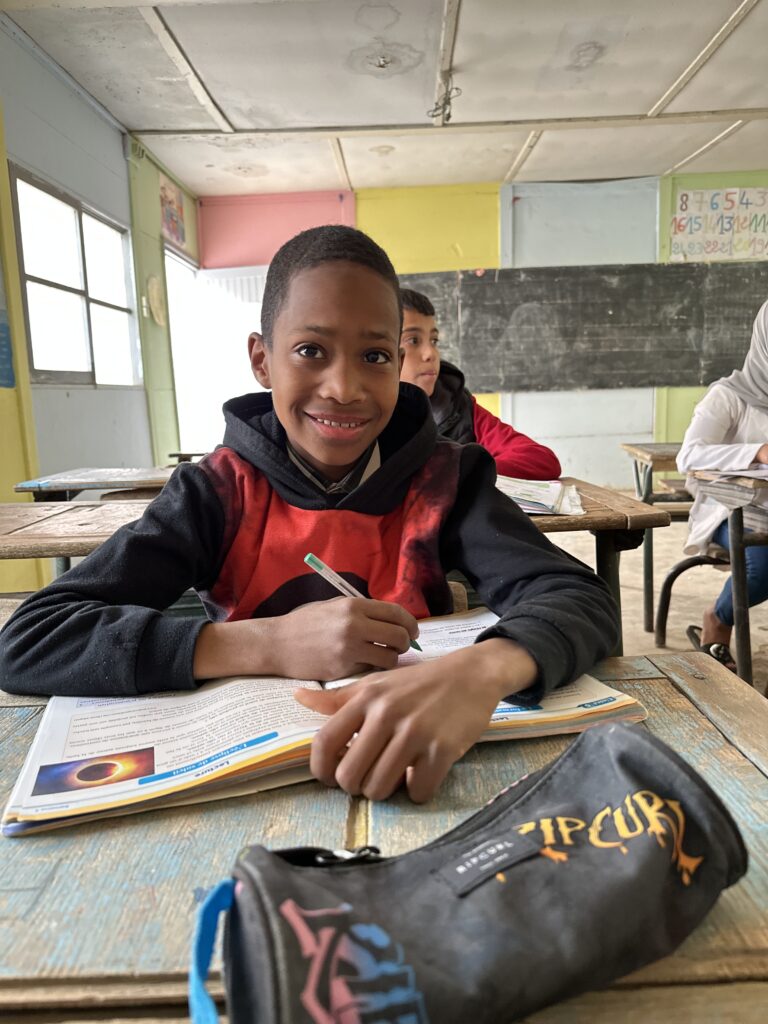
[496,476,584,516]
[2,609,644,836]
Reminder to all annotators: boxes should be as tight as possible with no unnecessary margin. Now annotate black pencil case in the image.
[189,722,747,1023]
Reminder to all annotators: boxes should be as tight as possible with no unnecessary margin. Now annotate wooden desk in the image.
[0,652,765,1021]
[0,481,668,650]
[537,477,670,652]
[0,501,151,576]
[691,471,768,685]
[14,467,174,502]
[621,442,690,634]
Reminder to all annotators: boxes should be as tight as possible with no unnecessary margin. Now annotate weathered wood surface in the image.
[14,468,174,495]
[620,442,681,471]
[0,706,351,1011]
[1,655,765,1015]
[0,502,150,559]
[536,478,670,534]
[523,982,768,1022]
[650,651,768,776]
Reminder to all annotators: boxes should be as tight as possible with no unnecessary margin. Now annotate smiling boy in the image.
[0,227,618,802]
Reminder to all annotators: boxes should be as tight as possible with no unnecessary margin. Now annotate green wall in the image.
[128,140,198,463]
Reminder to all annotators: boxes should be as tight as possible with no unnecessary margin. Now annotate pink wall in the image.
[198,191,356,268]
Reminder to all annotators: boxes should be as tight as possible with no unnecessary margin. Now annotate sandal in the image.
[686,625,737,673]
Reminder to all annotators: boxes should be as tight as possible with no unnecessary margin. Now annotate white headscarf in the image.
[718,300,768,412]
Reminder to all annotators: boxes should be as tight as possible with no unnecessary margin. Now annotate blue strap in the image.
[189,878,236,1024]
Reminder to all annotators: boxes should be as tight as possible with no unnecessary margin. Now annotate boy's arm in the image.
[471,398,561,480]
[298,445,618,802]
[0,465,225,697]
[443,444,620,700]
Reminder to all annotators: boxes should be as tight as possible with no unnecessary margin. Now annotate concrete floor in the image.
[555,516,768,697]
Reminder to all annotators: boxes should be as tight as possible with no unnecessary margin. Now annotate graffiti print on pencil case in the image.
[279,898,429,1023]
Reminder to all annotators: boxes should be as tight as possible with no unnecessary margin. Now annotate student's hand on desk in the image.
[295,638,538,803]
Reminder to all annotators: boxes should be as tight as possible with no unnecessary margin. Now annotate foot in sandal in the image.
[686,624,737,673]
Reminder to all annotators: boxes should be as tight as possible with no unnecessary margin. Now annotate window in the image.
[12,169,142,386]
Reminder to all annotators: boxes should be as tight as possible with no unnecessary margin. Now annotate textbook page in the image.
[3,676,325,827]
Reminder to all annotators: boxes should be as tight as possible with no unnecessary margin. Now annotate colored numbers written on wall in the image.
[670,187,768,261]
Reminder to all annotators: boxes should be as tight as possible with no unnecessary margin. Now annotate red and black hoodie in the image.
[0,385,618,699]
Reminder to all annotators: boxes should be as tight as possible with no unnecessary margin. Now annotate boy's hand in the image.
[295,638,537,803]
[273,597,420,680]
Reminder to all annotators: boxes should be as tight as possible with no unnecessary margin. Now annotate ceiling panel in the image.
[10,8,222,130]
[160,0,443,130]
[516,121,734,181]
[450,0,739,122]
[679,120,768,173]
[341,130,530,187]
[666,2,768,113]
[135,133,344,194]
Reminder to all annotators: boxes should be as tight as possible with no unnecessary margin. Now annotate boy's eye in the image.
[296,344,323,359]
[364,350,391,364]
[401,336,417,346]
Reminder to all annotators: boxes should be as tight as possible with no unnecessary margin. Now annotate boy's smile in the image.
[249,262,402,482]
[400,309,440,396]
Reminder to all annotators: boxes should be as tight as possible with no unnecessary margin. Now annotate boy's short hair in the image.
[400,288,435,317]
[261,225,402,346]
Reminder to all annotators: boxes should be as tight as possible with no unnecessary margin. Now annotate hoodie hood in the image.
[221,382,438,513]
[430,360,476,445]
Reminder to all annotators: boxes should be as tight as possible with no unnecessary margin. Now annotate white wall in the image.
[497,178,659,487]
[31,387,153,474]
[0,18,152,471]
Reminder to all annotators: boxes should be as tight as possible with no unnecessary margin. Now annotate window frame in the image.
[10,165,141,387]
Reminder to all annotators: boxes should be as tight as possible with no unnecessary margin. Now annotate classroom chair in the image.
[654,545,730,647]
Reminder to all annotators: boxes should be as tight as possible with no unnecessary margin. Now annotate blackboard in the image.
[400,262,768,392]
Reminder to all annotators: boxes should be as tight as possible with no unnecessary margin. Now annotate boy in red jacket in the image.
[399,289,561,480]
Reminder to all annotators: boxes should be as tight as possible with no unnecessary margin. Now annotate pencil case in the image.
[189,722,747,1023]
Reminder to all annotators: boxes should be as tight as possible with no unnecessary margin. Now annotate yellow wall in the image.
[356,184,500,274]
[0,102,44,592]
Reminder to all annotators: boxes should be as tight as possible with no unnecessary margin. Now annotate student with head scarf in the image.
[677,300,768,671]
[399,289,561,480]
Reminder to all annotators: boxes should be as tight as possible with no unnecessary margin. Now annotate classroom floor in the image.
[555,514,768,697]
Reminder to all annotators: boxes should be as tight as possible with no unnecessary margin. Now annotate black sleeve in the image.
[440,445,621,702]
[0,464,227,697]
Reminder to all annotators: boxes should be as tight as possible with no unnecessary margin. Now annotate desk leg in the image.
[729,507,753,686]
[634,462,655,634]
[54,557,71,577]
[595,532,623,656]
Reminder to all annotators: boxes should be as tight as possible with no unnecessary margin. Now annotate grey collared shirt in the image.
[286,442,381,495]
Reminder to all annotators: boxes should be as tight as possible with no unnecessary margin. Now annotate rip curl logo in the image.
[516,789,704,885]
[279,898,429,1023]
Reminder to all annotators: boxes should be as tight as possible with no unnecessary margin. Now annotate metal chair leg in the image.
[654,554,729,647]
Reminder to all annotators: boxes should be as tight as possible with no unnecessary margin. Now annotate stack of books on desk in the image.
[496,476,584,515]
[2,609,644,836]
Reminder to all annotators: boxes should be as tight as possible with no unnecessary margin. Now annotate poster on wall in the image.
[669,185,768,261]
[159,172,186,248]
[0,311,15,389]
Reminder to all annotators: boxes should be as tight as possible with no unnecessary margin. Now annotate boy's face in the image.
[249,262,402,482]
[399,308,440,396]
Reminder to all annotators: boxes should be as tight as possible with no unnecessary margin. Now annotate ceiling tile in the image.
[666,2,768,113]
[516,122,734,181]
[450,0,739,122]
[10,9,222,130]
[160,0,443,129]
[341,130,530,187]
[137,134,344,194]
[678,120,768,173]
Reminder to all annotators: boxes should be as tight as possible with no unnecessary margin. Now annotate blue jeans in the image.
[712,520,768,626]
